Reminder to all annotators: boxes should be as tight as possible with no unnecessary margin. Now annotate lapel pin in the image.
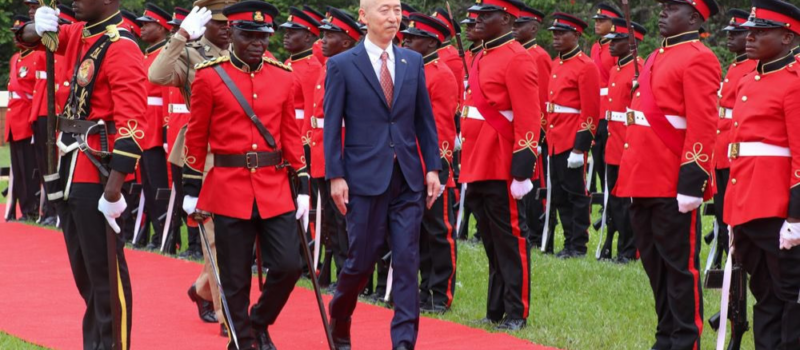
[401,58,407,64]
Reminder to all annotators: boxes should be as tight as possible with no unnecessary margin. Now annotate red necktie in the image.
[380,52,393,109]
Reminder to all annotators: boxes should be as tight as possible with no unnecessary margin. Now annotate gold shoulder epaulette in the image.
[194,56,230,70]
[263,57,293,72]
[105,24,120,42]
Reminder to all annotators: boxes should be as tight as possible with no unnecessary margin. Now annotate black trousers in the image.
[316,178,348,280]
[214,208,303,350]
[713,168,731,257]
[590,119,608,193]
[550,150,591,253]
[600,164,636,259]
[31,117,58,219]
[7,136,38,220]
[139,148,169,247]
[630,197,702,350]
[420,187,458,308]
[466,180,531,320]
[733,218,800,350]
[58,183,133,350]
[523,177,545,251]
[170,164,195,252]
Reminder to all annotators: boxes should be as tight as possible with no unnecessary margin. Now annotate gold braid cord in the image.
[37,0,59,52]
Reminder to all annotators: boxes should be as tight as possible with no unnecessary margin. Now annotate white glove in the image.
[98,194,126,234]
[454,134,462,151]
[438,184,446,198]
[779,221,800,250]
[163,143,169,153]
[510,179,533,200]
[676,193,703,213]
[183,195,198,215]
[35,6,60,37]
[296,194,310,228]
[567,152,584,169]
[180,7,212,40]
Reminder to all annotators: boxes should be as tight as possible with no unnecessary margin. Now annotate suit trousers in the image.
[214,208,303,350]
[329,161,424,348]
[600,164,636,259]
[317,178,349,279]
[7,136,38,219]
[32,116,57,219]
[550,150,591,253]
[733,218,800,350]
[58,183,133,350]
[419,187,458,308]
[630,197,703,350]
[139,148,169,247]
[465,180,531,321]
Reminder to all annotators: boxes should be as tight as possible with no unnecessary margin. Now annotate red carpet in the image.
[0,207,554,350]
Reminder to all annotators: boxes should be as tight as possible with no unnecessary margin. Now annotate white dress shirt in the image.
[364,36,395,84]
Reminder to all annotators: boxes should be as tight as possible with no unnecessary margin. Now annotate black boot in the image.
[255,328,277,350]
[330,317,351,350]
[187,284,217,323]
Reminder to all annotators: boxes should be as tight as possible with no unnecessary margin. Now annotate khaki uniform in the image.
[148,31,228,323]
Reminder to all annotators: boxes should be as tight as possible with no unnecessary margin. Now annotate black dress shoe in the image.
[420,302,448,314]
[255,329,277,350]
[393,343,412,350]
[555,249,573,259]
[495,318,527,331]
[220,323,228,337]
[330,318,351,350]
[187,285,217,323]
[40,216,58,227]
[474,317,501,325]
[145,242,159,251]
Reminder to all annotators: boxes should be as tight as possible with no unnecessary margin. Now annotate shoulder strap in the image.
[211,65,277,149]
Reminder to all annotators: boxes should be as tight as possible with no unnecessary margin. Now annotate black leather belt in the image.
[58,117,117,135]
[214,151,283,170]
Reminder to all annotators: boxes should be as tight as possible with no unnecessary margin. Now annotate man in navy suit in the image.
[322,0,441,348]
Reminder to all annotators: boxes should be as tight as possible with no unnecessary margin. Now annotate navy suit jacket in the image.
[323,41,440,196]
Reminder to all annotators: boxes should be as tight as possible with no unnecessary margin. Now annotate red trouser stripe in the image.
[688,211,702,350]
[443,190,457,307]
[507,192,530,318]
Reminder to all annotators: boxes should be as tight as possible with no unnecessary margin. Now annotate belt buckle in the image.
[729,142,739,160]
[605,111,611,120]
[718,107,725,119]
[311,116,318,129]
[547,103,554,114]
[626,111,635,126]
[245,152,259,171]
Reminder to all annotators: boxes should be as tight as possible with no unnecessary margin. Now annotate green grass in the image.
[1,153,753,349]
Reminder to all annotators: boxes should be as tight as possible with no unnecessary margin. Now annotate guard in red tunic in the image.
[303,8,362,286]
[597,17,646,263]
[431,8,465,114]
[615,1,721,348]
[724,1,800,348]
[401,13,459,314]
[461,0,540,330]
[20,3,149,346]
[28,5,75,226]
[136,3,173,251]
[545,13,601,258]
[589,3,622,200]
[5,16,39,222]
[712,8,756,267]
[280,7,322,134]
[511,3,550,250]
[181,2,309,348]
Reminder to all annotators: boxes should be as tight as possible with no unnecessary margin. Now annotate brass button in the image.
[250,168,256,173]
[741,96,747,102]
[624,143,629,149]
[612,83,616,87]
[316,85,321,89]
[559,61,563,65]
[609,98,613,102]
[250,73,254,78]
[716,130,720,134]
[313,103,317,108]
[734,122,738,127]
[312,142,316,146]
[731,178,737,184]
[607,132,611,136]
[550,91,554,95]
[636,92,640,97]
[253,94,258,99]
[63,81,69,86]
[659,48,664,53]
[552,74,557,78]
[754,75,761,81]
[724,78,729,83]
[252,144,257,150]
[549,124,554,128]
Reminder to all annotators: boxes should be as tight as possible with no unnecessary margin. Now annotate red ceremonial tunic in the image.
[142,41,168,150]
[45,15,148,185]
[715,55,756,170]
[604,55,642,166]
[305,66,339,179]
[724,55,800,225]
[423,54,458,188]
[437,44,465,111]
[6,50,36,142]
[459,33,540,183]
[285,49,322,132]
[29,50,73,121]
[545,46,601,155]
[184,55,305,220]
[615,32,721,199]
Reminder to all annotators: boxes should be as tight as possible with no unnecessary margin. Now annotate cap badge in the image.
[749,7,757,21]
[287,15,293,22]
[254,11,264,22]
[409,21,416,28]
